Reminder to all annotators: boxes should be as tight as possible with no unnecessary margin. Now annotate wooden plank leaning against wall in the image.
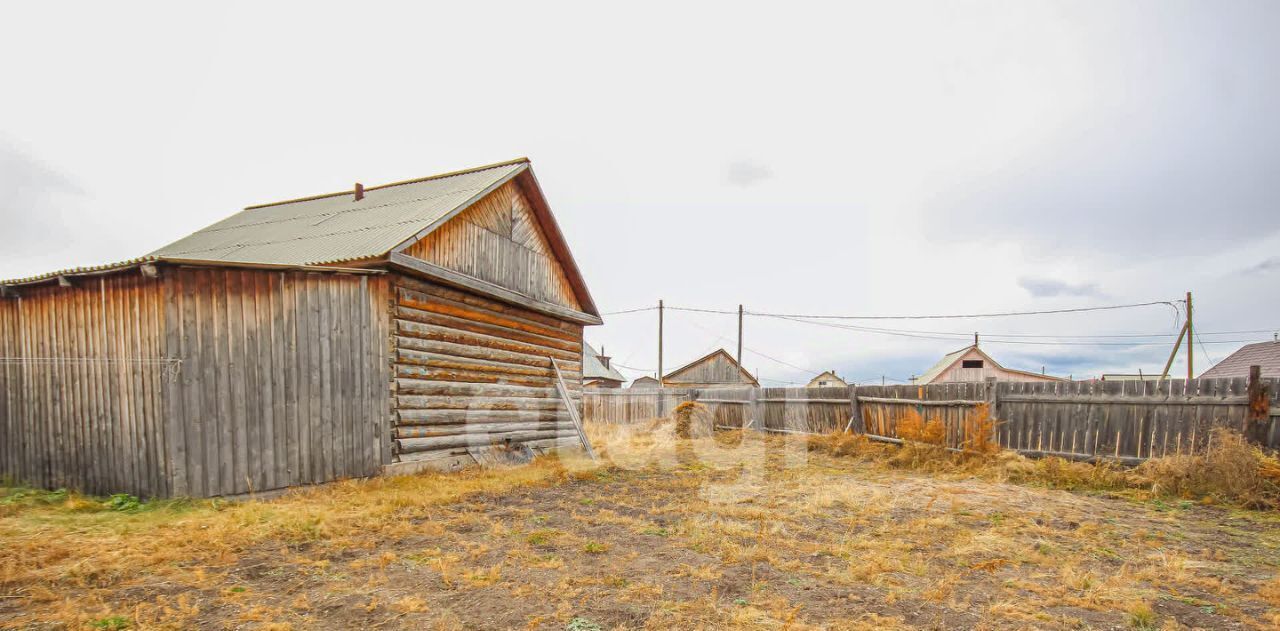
[389,272,584,464]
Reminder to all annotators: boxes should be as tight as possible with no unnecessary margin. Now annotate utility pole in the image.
[657,299,664,388]
[1186,291,1194,380]
[1159,291,1195,380]
[737,304,744,380]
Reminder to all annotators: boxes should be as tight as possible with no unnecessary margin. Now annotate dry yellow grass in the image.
[0,421,1277,629]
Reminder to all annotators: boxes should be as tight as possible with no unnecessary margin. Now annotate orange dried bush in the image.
[895,409,945,445]
[960,403,1000,455]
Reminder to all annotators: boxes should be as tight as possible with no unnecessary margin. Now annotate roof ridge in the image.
[243,157,530,211]
[197,186,486,234]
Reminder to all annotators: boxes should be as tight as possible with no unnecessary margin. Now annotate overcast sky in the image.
[2,1,1277,384]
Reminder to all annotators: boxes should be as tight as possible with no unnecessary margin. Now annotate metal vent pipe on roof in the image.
[354,183,364,201]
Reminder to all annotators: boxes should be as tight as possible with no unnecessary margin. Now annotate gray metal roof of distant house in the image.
[150,159,527,266]
[583,343,625,383]
[1199,340,1280,379]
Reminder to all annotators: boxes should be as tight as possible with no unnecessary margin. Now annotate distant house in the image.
[1199,340,1280,379]
[915,344,1067,384]
[583,343,625,388]
[629,376,660,389]
[663,349,759,388]
[806,370,848,388]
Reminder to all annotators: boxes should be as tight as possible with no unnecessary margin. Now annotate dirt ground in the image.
[2,427,1279,630]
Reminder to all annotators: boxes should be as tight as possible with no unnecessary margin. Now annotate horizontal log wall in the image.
[0,274,170,496]
[582,378,1280,460]
[163,268,390,497]
[390,273,583,461]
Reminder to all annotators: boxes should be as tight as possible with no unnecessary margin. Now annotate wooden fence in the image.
[583,376,1280,462]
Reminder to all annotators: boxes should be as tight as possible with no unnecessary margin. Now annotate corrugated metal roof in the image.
[1199,341,1280,379]
[0,256,161,286]
[149,159,527,266]
[583,343,626,382]
[916,345,973,384]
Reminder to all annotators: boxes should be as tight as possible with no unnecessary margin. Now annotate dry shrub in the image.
[807,432,880,459]
[896,409,945,445]
[813,421,1280,510]
[887,409,949,469]
[673,402,713,439]
[961,403,1000,455]
[1136,428,1280,509]
[1004,455,1136,492]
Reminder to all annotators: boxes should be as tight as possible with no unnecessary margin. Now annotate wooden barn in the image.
[662,349,758,388]
[0,158,601,498]
[629,376,660,389]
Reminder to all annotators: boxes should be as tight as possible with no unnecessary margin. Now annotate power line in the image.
[764,313,1270,347]
[742,346,822,376]
[681,317,820,377]
[746,300,1179,321]
[1194,331,1216,367]
[601,306,658,316]
[605,302,1274,343]
[612,362,654,373]
[668,306,738,315]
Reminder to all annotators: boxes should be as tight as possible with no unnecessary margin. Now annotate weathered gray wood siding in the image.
[0,266,390,498]
[402,180,582,311]
[162,267,390,497]
[0,274,170,496]
[665,351,755,388]
[390,273,584,464]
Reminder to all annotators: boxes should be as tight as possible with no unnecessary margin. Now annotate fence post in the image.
[985,377,1000,448]
[845,384,864,434]
[748,387,759,430]
[1247,365,1270,445]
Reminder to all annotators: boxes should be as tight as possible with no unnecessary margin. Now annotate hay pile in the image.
[808,425,1280,511]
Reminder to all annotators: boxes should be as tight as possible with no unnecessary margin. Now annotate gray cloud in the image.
[923,3,1280,258]
[1018,277,1104,299]
[0,142,81,259]
[1243,257,1280,275]
[725,160,772,188]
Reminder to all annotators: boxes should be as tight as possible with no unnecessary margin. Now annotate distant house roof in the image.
[916,344,1067,384]
[1100,373,1164,382]
[663,348,759,387]
[806,370,848,387]
[916,346,977,384]
[2,158,599,318]
[583,343,625,383]
[1199,340,1280,379]
[629,376,660,388]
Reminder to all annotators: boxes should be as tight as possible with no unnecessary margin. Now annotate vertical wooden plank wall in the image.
[583,388,694,425]
[0,298,19,484]
[0,275,169,496]
[161,268,389,497]
[389,274,584,464]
